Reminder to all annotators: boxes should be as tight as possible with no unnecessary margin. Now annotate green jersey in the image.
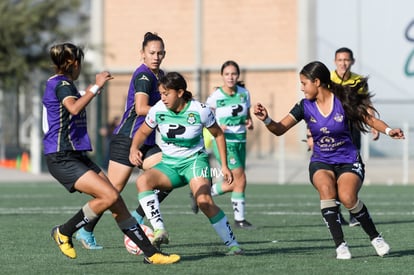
[146,99,216,159]
[206,86,251,142]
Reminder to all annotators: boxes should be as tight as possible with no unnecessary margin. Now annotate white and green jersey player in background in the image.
[205,60,254,229]
[129,72,244,255]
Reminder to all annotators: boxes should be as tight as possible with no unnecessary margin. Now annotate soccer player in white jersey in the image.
[205,60,254,228]
[129,72,244,255]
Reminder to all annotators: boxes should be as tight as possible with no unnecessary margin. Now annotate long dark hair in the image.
[300,61,377,133]
[159,72,193,102]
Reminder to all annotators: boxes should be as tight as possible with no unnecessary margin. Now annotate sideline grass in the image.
[0,182,413,274]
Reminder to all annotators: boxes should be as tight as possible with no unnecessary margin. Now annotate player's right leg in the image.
[136,167,175,248]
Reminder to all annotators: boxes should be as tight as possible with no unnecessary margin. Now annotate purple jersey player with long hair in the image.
[254,61,404,260]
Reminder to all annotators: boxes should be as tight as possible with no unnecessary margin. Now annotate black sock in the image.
[122,225,158,257]
[82,213,103,232]
[59,209,89,237]
[135,189,172,217]
[321,206,344,247]
[352,204,379,240]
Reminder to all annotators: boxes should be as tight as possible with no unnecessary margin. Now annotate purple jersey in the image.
[42,75,92,154]
[113,64,163,144]
[290,97,359,164]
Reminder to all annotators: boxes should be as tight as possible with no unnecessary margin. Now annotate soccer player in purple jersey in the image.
[76,32,173,249]
[254,61,404,260]
[43,42,179,264]
[307,48,379,227]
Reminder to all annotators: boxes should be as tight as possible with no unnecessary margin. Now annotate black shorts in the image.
[109,134,161,167]
[45,151,101,193]
[308,159,365,185]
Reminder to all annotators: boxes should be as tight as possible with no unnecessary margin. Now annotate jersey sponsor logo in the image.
[147,116,156,124]
[319,136,335,144]
[166,124,185,138]
[310,116,317,123]
[217,99,226,107]
[231,104,243,117]
[61,80,71,86]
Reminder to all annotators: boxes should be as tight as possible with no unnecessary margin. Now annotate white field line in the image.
[1,204,413,216]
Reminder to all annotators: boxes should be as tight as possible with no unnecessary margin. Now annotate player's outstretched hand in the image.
[253,103,268,122]
[389,128,405,139]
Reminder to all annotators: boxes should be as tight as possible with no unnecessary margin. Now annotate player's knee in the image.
[103,188,120,208]
[136,174,151,191]
[345,199,363,213]
[196,194,213,212]
[338,194,358,209]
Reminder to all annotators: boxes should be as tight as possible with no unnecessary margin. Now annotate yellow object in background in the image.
[203,128,213,150]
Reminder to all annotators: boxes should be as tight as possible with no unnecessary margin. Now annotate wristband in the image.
[89,84,100,95]
[264,116,272,126]
[385,127,392,136]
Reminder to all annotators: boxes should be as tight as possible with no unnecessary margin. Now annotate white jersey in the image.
[146,99,216,158]
[206,86,251,142]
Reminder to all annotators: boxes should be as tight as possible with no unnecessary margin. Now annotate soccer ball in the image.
[124,224,154,255]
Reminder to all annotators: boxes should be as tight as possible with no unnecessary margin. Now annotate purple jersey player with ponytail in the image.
[43,42,179,264]
[76,32,174,250]
[254,61,404,260]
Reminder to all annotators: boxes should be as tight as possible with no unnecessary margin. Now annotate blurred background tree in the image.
[0,0,87,89]
[0,0,89,156]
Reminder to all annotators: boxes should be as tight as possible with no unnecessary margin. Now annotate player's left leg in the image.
[190,177,243,255]
[338,170,390,257]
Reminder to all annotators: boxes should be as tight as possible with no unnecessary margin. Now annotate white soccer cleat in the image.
[336,242,352,260]
[371,235,390,257]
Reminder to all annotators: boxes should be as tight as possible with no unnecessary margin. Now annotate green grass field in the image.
[0,181,413,274]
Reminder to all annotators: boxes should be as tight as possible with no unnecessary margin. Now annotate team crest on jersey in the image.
[319,127,330,134]
[239,94,247,103]
[334,113,344,122]
[187,113,197,124]
[138,75,150,82]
